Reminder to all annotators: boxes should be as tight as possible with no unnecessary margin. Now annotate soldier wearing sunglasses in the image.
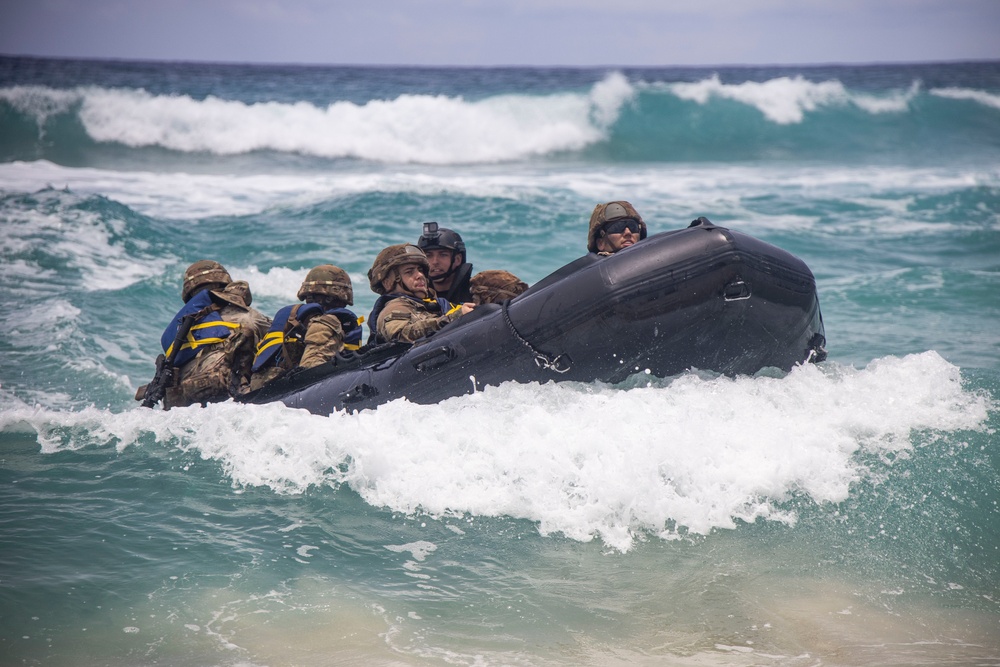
[586,201,648,255]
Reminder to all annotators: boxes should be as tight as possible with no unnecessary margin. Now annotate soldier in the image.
[469,270,529,305]
[249,264,363,391]
[366,243,473,345]
[416,222,473,304]
[137,260,271,409]
[587,201,648,255]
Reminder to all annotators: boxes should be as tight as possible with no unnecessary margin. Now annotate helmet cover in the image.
[182,260,232,302]
[367,244,430,295]
[586,201,646,253]
[297,264,354,305]
[469,270,528,305]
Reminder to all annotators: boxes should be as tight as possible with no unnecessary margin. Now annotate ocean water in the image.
[1,55,999,666]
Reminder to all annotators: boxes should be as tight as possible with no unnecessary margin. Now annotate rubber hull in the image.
[242,222,826,414]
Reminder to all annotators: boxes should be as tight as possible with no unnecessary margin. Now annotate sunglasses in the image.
[602,218,641,236]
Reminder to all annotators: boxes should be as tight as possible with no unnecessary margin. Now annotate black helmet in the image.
[417,221,466,264]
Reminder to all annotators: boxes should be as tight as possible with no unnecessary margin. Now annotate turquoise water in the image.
[1,56,999,666]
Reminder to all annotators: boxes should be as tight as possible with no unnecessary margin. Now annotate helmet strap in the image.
[383,270,399,294]
[431,251,460,284]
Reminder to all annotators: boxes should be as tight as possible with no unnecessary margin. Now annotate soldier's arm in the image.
[299,314,345,368]
[378,304,446,343]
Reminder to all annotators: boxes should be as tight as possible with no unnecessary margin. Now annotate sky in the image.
[1,0,999,67]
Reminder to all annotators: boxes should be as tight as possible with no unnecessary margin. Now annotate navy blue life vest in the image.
[252,304,363,372]
[366,294,455,345]
[160,290,238,368]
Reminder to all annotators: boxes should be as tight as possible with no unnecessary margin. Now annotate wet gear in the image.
[587,201,647,253]
[182,260,232,303]
[160,289,238,367]
[138,300,217,408]
[139,283,270,409]
[252,304,362,373]
[367,293,459,345]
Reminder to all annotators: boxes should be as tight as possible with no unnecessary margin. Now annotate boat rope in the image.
[501,301,572,373]
[804,333,828,364]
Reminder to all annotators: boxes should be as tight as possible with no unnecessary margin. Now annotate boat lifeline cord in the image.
[501,300,572,373]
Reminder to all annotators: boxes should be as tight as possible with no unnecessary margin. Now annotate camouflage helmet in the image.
[182,260,232,302]
[417,222,467,263]
[367,244,429,295]
[297,264,354,305]
[470,270,528,305]
[587,201,647,253]
[212,280,253,308]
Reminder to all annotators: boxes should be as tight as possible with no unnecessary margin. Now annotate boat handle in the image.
[411,345,456,372]
[723,279,751,301]
[338,383,378,404]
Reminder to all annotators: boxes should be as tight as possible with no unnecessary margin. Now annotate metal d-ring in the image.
[502,301,572,374]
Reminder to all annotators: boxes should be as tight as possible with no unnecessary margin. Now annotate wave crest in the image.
[666,74,920,124]
[5,75,636,164]
[6,352,991,551]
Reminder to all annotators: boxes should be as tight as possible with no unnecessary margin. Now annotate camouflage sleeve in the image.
[299,314,345,369]
[249,307,272,340]
[377,298,448,344]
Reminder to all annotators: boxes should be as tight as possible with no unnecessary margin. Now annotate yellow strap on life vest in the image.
[445,303,463,317]
[165,320,241,358]
[255,317,364,356]
[341,316,364,351]
[253,330,286,357]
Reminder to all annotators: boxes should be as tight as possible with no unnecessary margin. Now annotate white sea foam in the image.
[3,160,996,222]
[5,351,991,551]
[930,86,1000,110]
[0,186,173,292]
[235,265,370,306]
[4,75,632,164]
[665,74,918,124]
[0,85,80,131]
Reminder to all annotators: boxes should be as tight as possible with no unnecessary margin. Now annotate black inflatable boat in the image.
[241,218,826,414]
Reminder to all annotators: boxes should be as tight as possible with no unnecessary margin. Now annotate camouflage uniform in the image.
[367,243,467,345]
[164,281,271,408]
[247,311,347,390]
[300,314,346,367]
[249,265,358,391]
[376,296,461,344]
